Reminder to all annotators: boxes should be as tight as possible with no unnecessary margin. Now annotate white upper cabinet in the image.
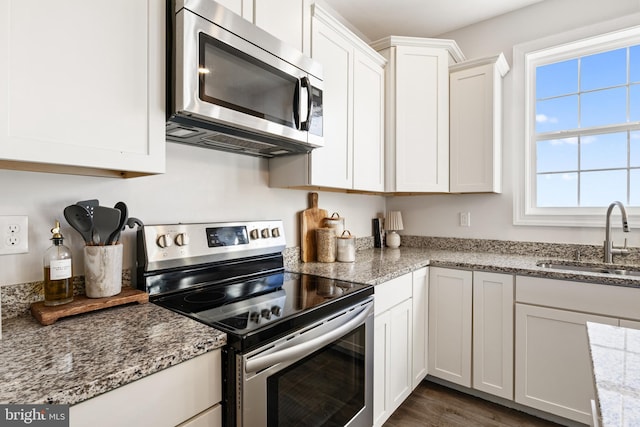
[450,54,509,193]
[0,0,165,178]
[352,48,385,191]
[372,37,464,193]
[252,0,312,55]
[269,4,386,192]
[308,11,353,189]
[213,0,251,16]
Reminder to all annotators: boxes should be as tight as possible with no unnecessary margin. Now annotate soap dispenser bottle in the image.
[43,220,73,306]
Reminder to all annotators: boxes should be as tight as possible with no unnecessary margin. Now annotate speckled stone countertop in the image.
[0,303,226,405]
[286,247,640,288]
[587,322,640,427]
[3,240,640,408]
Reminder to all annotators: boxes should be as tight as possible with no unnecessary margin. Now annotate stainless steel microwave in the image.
[167,0,324,158]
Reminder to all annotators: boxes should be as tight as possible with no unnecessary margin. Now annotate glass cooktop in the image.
[152,271,373,351]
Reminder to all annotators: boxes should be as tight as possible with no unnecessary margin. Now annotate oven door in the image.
[240,299,373,427]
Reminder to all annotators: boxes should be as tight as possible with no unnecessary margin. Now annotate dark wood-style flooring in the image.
[383,381,565,427]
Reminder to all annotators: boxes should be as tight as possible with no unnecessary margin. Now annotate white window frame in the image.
[513,15,640,227]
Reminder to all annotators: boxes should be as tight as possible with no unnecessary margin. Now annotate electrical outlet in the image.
[0,215,28,255]
[459,212,471,227]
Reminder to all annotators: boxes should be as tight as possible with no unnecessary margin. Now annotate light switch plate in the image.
[459,212,471,227]
[0,215,28,255]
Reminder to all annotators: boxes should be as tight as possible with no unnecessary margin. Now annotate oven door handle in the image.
[245,302,372,374]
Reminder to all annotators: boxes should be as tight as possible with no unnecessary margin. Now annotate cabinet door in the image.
[214,0,252,17]
[428,267,472,387]
[374,274,413,427]
[620,319,640,329]
[352,49,384,192]
[394,46,449,192]
[309,16,353,188]
[388,299,413,414]
[450,56,507,193]
[412,267,428,389]
[515,304,617,424]
[252,0,311,54]
[373,309,391,427]
[0,0,165,177]
[374,299,413,427]
[472,271,513,399]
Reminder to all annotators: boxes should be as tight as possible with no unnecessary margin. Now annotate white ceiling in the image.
[322,0,545,41]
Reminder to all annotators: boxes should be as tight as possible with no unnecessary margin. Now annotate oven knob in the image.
[261,309,271,320]
[175,233,190,246]
[261,228,270,238]
[271,306,282,317]
[271,228,281,238]
[250,312,260,323]
[250,229,260,240]
[157,234,173,248]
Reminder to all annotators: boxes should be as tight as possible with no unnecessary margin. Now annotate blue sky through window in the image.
[535,44,640,207]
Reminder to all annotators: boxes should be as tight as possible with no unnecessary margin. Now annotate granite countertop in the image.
[287,247,640,288]
[587,322,640,427]
[3,244,640,408]
[0,303,226,405]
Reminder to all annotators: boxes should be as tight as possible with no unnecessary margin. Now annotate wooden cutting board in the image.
[30,287,148,325]
[300,192,328,262]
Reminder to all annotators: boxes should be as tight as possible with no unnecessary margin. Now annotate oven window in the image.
[267,325,365,427]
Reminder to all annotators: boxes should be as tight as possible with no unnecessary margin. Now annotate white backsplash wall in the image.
[388,0,640,248]
[0,143,385,286]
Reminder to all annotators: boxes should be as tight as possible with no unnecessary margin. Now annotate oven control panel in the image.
[139,220,286,270]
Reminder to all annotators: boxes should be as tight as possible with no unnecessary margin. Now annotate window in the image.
[515,23,640,226]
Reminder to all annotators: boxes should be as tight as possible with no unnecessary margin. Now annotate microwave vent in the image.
[166,116,314,158]
[201,133,282,157]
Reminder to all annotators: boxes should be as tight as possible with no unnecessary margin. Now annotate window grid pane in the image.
[534,43,640,208]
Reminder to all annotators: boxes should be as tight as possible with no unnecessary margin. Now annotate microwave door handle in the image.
[300,76,313,131]
[293,78,302,130]
[244,303,372,374]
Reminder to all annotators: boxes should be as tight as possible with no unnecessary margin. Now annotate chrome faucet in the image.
[604,201,630,263]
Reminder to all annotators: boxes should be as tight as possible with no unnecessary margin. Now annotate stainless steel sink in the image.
[536,260,640,277]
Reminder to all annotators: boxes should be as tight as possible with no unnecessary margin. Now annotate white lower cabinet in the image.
[428,268,513,398]
[428,267,472,387]
[373,267,430,426]
[411,267,429,389]
[515,275,640,424]
[515,304,616,424]
[472,271,514,400]
[70,351,221,427]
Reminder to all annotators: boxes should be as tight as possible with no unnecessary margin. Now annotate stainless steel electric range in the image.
[136,220,374,427]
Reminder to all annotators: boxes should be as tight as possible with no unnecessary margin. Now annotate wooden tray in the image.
[30,287,149,325]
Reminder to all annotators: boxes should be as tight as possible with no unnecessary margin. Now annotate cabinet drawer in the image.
[70,351,221,427]
[516,276,640,320]
[375,273,412,314]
